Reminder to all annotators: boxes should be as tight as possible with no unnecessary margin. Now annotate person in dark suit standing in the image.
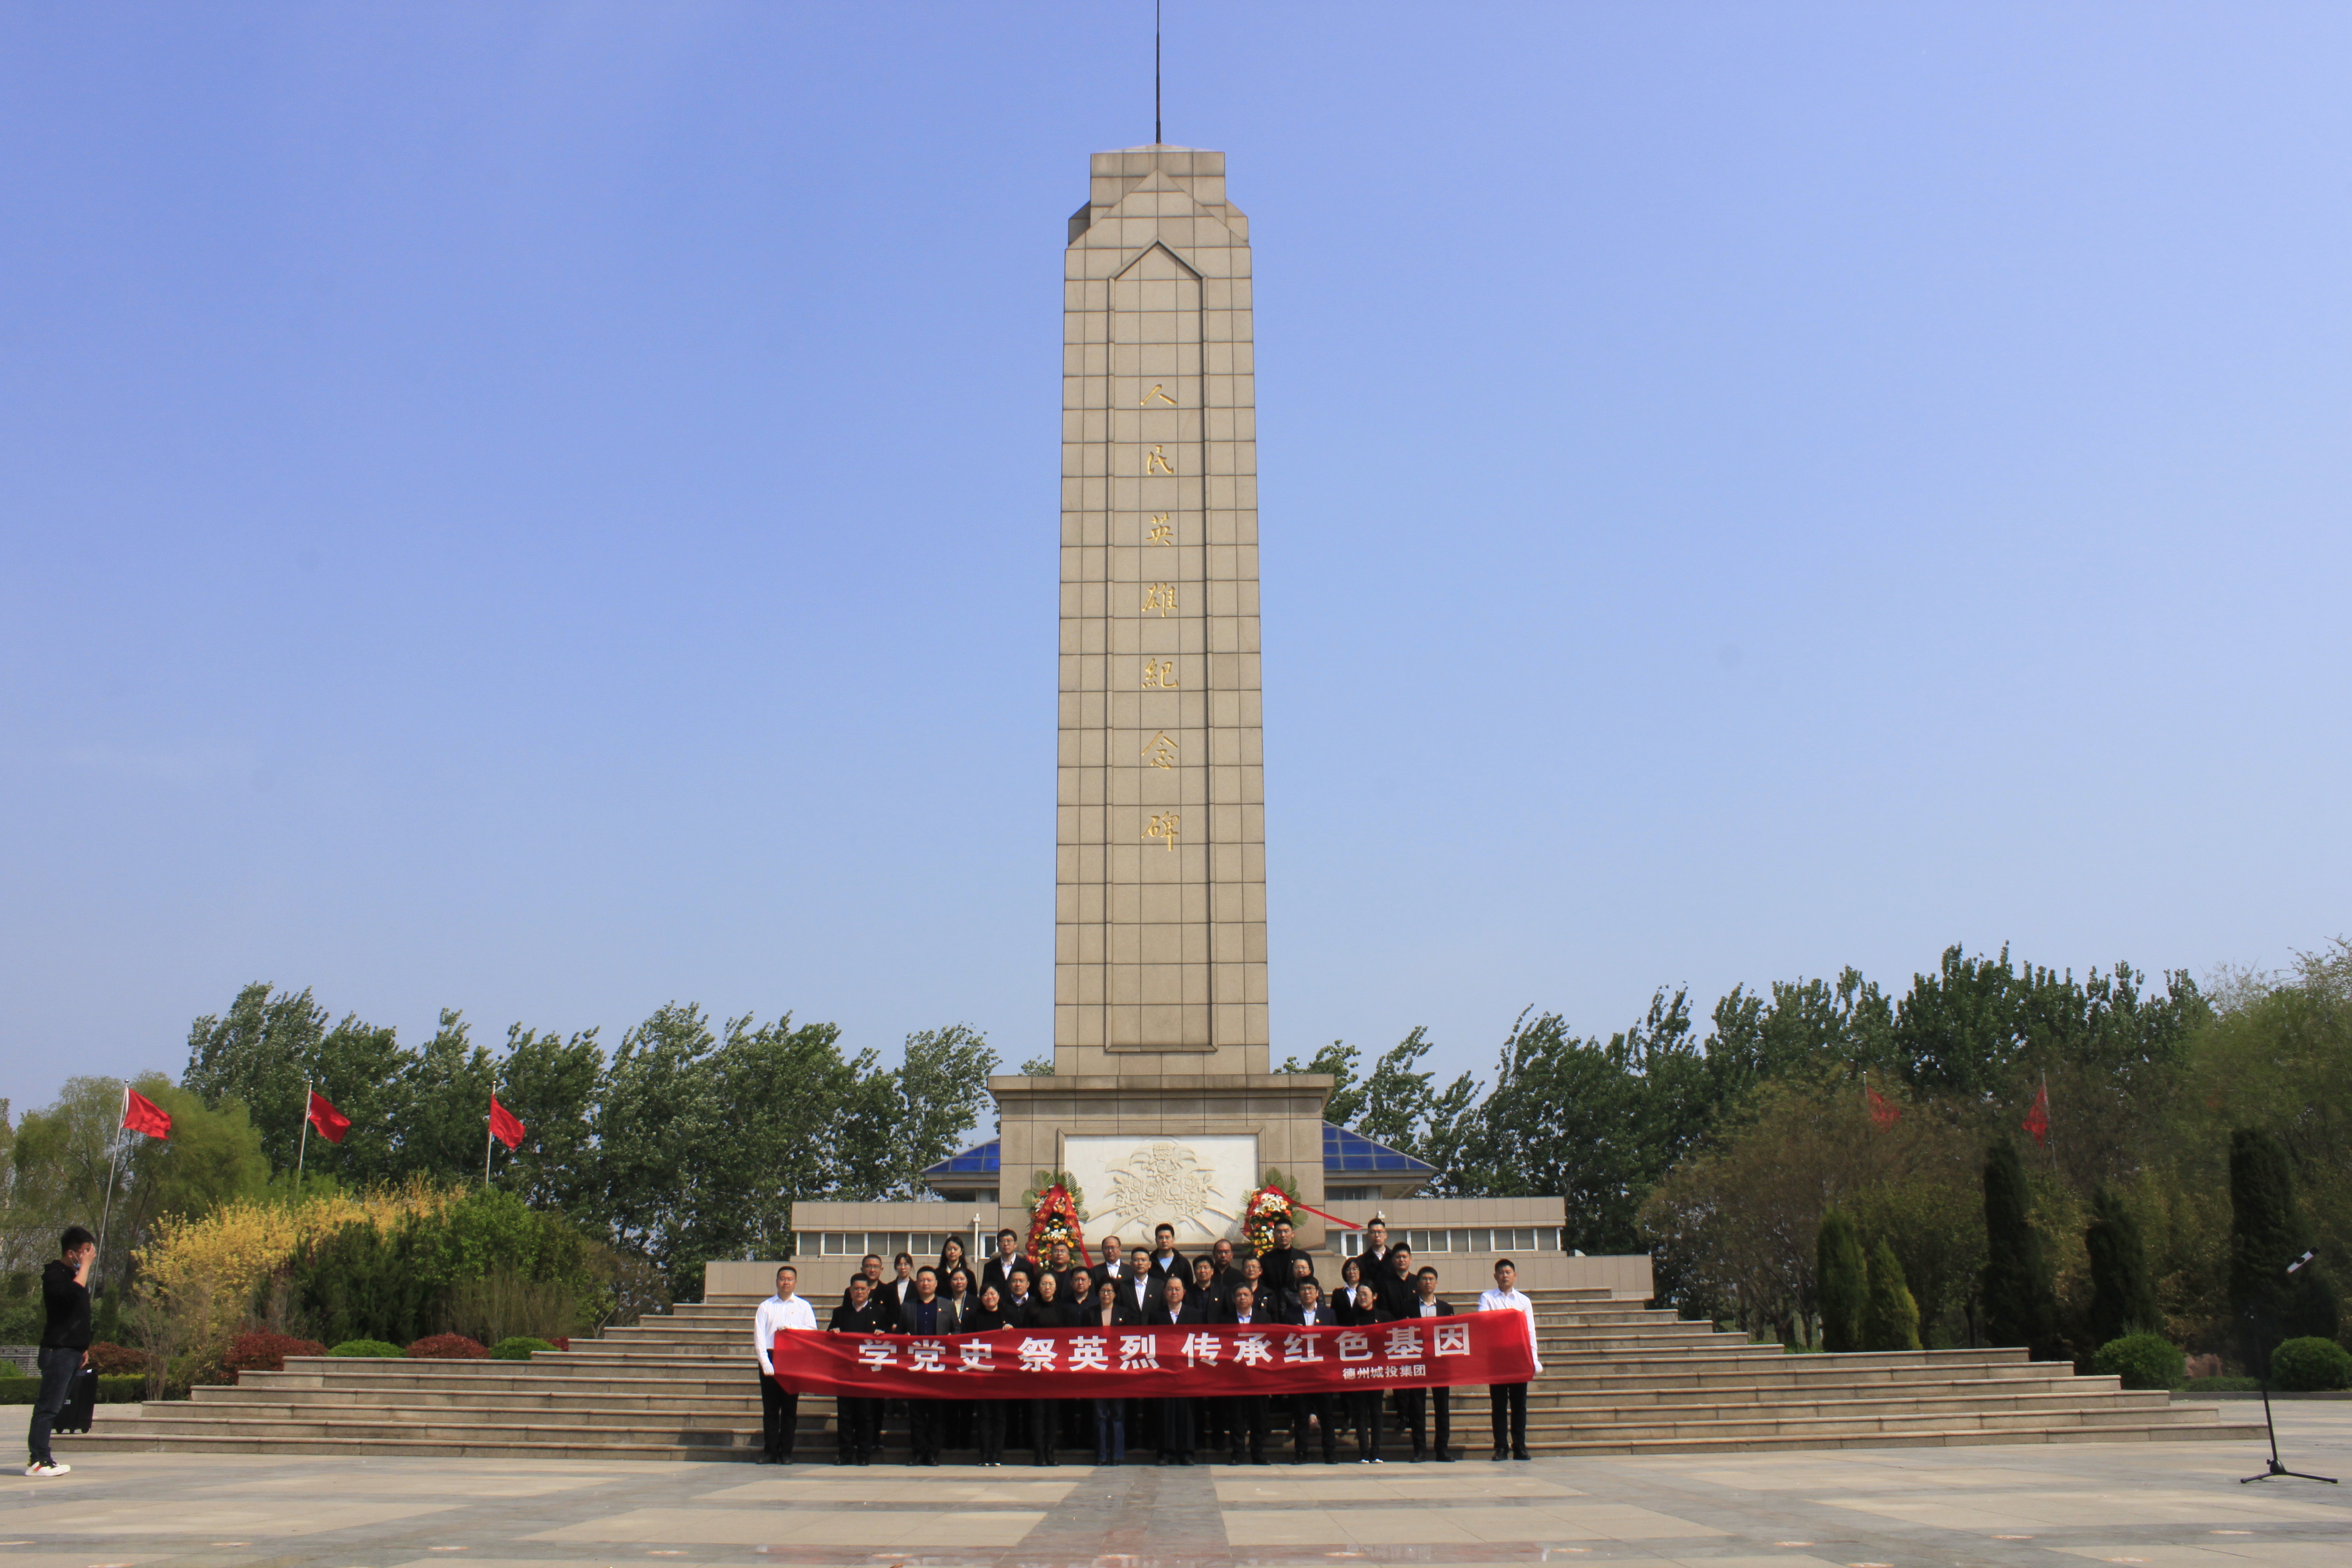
[897,1268,950,1466]
[1356,1217,1393,1276]
[1343,1282,1394,1462]
[1400,1265,1457,1461]
[1147,1224,1189,1289]
[981,1229,1027,1299]
[827,1274,888,1466]
[1152,1276,1204,1464]
[1187,1256,1229,1456]
[1287,1280,1337,1463]
[1122,1247,1160,1314]
[1278,1254,1319,1321]
[1084,1279,1132,1464]
[1023,1270,1074,1465]
[1221,1284,1274,1464]
[879,1253,918,1316]
[1375,1244,1421,1316]
[965,1284,1010,1467]
[1257,1220,1308,1310]
[840,1253,886,1307]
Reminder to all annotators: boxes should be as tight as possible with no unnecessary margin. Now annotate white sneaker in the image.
[25,1462,69,1476]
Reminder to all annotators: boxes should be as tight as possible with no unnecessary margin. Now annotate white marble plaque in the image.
[1062,1134,1257,1246]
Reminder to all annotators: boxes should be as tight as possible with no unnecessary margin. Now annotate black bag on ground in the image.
[54,1367,98,1434]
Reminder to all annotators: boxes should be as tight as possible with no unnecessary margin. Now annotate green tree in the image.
[1980,1139,2061,1358]
[1862,1237,1922,1351]
[1279,1041,1364,1126]
[2228,1127,2339,1365]
[183,983,408,1181]
[2084,1185,2159,1345]
[398,1010,501,1180]
[492,1024,605,1212]
[1816,1210,1865,1352]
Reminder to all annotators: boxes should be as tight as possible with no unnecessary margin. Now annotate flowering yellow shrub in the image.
[137,1177,464,1344]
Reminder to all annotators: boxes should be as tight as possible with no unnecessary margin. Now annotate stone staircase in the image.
[67,1287,2261,1461]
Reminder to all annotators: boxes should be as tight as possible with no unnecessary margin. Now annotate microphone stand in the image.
[2241,1249,2337,1484]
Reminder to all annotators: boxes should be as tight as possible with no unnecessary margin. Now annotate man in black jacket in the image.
[1147,1224,1188,1289]
[897,1269,950,1465]
[1375,1244,1421,1316]
[981,1230,1027,1298]
[1152,1277,1205,1464]
[1399,1265,1457,1461]
[827,1275,889,1465]
[1256,1221,1307,1309]
[1287,1281,1338,1463]
[1221,1284,1274,1464]
[27,1226,95,1477]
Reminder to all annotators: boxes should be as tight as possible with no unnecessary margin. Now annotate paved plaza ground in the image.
[5,1408,2349,1568]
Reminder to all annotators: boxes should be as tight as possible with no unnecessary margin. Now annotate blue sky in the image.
[4,3,2347,1120]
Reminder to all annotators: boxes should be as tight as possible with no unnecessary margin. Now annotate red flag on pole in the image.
[2022,1081,2051,1148]
[307,1089,351,1144]
[489,1094,528,1150]
[121,1087,171,1140]
[1866,1086,1901,1129]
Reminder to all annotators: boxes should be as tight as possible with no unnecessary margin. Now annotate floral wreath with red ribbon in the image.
[1243,1167,1362,1255]
[1021,1169,1090,1267]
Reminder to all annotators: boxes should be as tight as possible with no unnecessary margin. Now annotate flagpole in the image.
[484,1101,494,1187]
[296,1078,312,1187]
[96,1083,128,1291]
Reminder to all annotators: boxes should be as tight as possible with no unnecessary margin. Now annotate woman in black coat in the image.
[1024,1271,1072,1465]
[938,1237,973,1290]
[1345,1282,1392,1462]
[965,1286,1010,1467]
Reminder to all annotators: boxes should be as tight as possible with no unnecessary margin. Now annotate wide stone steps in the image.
[68,1282,2264,1462]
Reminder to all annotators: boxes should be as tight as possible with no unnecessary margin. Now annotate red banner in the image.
[773,1312,1532,1400]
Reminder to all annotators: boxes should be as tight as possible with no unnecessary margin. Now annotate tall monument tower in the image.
[1054,145,1267,1071]
[990,146,1327,1248]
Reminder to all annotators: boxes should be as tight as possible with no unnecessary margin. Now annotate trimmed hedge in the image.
[490,1336,557,1361]
[2270,1336,2352,1391]
[0,1374,145,1405]
[86,1340,154,1377]
[2092,1333,2185,1390]
[405,1333,489,1360]
[329,1339,405,1358]
[226,1331,329,1375]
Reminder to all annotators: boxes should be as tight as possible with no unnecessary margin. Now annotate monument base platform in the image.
[65,1281,2258,1463]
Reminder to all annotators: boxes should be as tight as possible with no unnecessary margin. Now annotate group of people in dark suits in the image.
[802,1218,1469,1467]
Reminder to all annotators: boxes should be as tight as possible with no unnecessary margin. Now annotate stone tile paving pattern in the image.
[7,1409,2346,1568]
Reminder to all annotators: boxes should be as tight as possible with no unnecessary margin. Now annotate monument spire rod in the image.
[1154,0,1162,144]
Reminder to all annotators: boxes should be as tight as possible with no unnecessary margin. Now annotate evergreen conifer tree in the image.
[2228,1127,2340,1369]
[2084,1185,2160,1347]
[1980,1139,2061,1358]
[1816,1209,1866,1353]
[1862,1237,1922,1352]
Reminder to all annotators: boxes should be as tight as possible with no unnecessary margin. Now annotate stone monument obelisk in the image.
[992,145,1329,1246]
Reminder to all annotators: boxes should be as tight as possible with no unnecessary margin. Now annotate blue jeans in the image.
[1091,1399,1125,1464]
[28,1347,81,1465]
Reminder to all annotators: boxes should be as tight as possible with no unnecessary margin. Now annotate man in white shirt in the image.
[755,1265,819,1464]
[1098,1234,1126,1278]
[1476,1259,1540,1462]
